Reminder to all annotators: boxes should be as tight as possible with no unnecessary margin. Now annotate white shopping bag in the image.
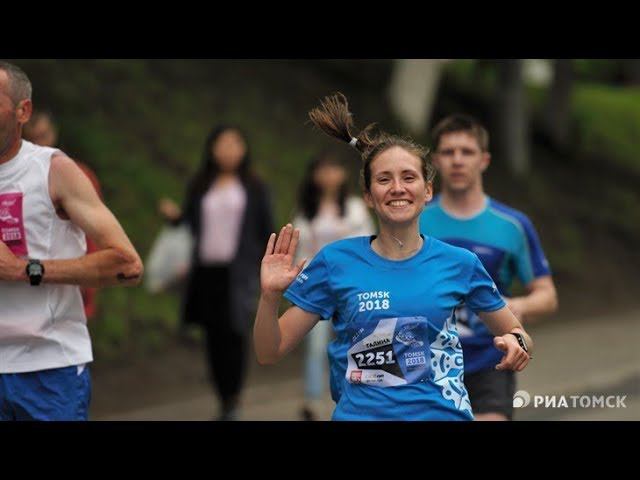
[144,224,193,294]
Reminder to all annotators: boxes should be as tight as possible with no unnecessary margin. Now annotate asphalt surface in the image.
[92,309,640,421]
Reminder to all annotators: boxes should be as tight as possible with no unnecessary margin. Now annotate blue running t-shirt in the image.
[419,195,551,374]
[284,235,505,421]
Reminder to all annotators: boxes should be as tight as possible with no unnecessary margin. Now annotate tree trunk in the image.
[388,59,446,136]
[545,59,573,149]
[495,60,529,178]
[623,59,640,85]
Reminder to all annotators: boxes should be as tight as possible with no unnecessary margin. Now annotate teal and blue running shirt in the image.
[283,235,505,421]
[419,195,551,375]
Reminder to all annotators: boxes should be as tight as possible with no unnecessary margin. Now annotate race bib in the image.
[0,192,28,256]
[346,316,430,388]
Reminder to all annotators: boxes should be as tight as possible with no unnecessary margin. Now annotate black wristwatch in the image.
[25,259,45,286]
[509,332,529,354]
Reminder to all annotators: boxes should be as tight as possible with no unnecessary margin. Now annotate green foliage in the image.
[571,84,640,175]
[572,60,625,83]
[444,60,640,176]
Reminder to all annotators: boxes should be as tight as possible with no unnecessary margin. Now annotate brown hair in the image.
[308,93,435,191]
[431,114,489,152]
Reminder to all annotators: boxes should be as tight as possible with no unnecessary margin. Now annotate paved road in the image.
[94,309,639,421]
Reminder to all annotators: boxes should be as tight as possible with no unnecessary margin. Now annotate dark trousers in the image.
[191,265,248,408]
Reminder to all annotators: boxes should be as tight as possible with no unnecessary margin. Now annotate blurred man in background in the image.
[420,114,558,421]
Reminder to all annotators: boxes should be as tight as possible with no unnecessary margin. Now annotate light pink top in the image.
[293,196,375,262]
[199,179,247,264]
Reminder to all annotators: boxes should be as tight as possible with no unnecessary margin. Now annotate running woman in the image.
[253,94,533,420]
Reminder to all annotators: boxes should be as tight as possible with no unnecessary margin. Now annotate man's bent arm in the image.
[14,154,144,287]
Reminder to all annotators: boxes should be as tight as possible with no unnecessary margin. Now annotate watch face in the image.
[27,263,43,275]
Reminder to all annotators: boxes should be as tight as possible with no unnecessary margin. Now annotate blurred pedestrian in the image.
[253,93,533,420]
[159,125,274,420]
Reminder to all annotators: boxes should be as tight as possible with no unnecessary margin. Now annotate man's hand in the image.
[116,271,142,285]
[0,241,25,282]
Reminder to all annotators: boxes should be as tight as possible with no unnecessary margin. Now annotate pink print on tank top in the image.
[0,192,28,256]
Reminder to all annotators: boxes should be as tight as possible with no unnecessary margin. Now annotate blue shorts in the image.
[0,365,92,421]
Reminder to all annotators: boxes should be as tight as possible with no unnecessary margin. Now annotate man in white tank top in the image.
[0,61,143,420]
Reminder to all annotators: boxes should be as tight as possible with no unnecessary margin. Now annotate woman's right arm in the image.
[254,294,320,365]
[253,224,319,365]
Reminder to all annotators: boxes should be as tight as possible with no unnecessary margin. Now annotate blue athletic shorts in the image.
[0,364,91,421]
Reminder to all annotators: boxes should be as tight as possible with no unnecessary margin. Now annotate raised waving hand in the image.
[260,224,307,296]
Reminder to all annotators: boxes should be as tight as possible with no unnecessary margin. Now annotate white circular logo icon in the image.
[513,390,531,408]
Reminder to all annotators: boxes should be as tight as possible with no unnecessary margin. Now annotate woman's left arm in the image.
[478,306,534,372]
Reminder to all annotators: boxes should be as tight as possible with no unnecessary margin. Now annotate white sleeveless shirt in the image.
[0,140,91,373]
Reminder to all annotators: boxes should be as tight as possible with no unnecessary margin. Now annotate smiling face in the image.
[364,146,433,227]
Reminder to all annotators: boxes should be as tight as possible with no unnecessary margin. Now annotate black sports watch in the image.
[509,332,529,354]
[26,259,45,286]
